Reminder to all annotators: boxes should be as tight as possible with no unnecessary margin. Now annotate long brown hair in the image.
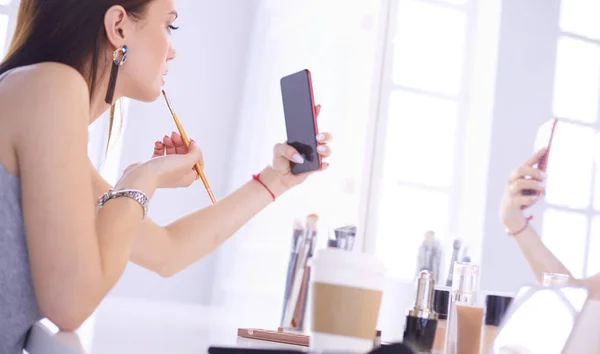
[0,0,155,151]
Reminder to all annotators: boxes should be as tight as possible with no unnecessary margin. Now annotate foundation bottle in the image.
[432,286,450,352]
[445,262,483,354]
[480,293,513,354]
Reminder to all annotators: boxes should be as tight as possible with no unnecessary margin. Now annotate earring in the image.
[104,45,128,104]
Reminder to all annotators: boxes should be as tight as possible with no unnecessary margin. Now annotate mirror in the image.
[492,285,588,354]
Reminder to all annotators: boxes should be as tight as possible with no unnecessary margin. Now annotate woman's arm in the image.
[510,221,575,282]
[513,221,600,299]
[12,63,158,331]
[91,109,331,277]
[500,148,590,290]
[90,164,285,277]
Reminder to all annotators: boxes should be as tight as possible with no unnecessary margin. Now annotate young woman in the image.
[0,0,332,352]
[500,148,600,298]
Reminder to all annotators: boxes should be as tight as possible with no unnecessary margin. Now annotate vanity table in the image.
[25,297,305,354]
[24,294,600,354]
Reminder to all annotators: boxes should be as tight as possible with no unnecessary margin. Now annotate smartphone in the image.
[208,348,301,354]
[208,344,410,354]
[522,118,558,196]
[280,69,321,175]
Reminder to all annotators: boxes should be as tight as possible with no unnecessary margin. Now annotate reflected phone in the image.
[522,118,558,196]
[280,69,321,175]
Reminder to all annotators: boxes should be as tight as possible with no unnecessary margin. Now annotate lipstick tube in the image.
[403,270,439,352]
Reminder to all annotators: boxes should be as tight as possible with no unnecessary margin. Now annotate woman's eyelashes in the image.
[168,24,179,34]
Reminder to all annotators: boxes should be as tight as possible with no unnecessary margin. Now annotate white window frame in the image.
[358,0,480,282]
[543,27,600,278]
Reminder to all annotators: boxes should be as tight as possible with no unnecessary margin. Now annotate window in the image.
[541,0,600,278]
[88,98,131,185]
[0,0,11,60]
[364,0,475,281]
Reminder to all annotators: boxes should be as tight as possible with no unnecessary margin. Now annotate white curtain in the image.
[210,0,385,328]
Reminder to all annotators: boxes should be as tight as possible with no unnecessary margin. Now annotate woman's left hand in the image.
[270,104,332,190]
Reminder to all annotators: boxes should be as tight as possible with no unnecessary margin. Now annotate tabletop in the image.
[24,296,600,354]
[25,297,307,354]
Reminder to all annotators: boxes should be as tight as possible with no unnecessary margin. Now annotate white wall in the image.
[480,0,560,292]
[106,0,259,304]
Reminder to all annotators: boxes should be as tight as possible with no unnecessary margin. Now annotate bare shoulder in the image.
[0,62,90,139]
[0,62,89,102]
[0,63,91,174]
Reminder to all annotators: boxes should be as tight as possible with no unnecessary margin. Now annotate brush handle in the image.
[172,113,217,204]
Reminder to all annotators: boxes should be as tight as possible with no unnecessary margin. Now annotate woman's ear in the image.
[104,5,128,49]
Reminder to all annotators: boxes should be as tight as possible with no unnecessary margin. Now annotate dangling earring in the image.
[104,45,128,104]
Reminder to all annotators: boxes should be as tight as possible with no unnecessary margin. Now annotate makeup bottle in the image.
[373,330,382,348]
[480,293,513,354]
[445,240,462,287]
[403,270,438,352]
[432,286,450,352]
[333,224,357,251]
[445,262,483,354]
[542,272,569,287]
[416,230,443,284]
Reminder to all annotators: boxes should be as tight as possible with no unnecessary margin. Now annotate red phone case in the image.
[305,69,322,168]
[537,118,558,172]
[522,119,558,199]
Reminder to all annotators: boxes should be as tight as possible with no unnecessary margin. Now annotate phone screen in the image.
[280,69,320,175]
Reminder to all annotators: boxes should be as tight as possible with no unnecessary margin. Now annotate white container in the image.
[309,248,386,353]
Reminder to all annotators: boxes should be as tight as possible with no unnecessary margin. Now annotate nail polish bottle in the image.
[432,286,450,352]
[403,270,438,352]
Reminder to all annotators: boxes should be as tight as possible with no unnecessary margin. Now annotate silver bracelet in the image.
[96,189,150,219]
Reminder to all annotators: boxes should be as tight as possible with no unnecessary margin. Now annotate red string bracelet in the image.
[252,173,275,201]
[506,215,534,237]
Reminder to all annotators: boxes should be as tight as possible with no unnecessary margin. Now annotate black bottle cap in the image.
[433,288,450,320]
[485,294,513,326]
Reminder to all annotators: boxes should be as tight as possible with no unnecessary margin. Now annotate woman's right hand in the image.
[114,140,203,195]
[500,148,547,232]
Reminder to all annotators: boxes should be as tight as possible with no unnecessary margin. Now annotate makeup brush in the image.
[161,90,217,204]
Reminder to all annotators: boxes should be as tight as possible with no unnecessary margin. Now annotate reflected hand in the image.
[500,148,547,232]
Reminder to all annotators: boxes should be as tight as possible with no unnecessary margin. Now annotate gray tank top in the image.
[0,162,42,354]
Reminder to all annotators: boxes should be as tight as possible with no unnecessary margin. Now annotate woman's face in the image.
[109,0,178,102]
